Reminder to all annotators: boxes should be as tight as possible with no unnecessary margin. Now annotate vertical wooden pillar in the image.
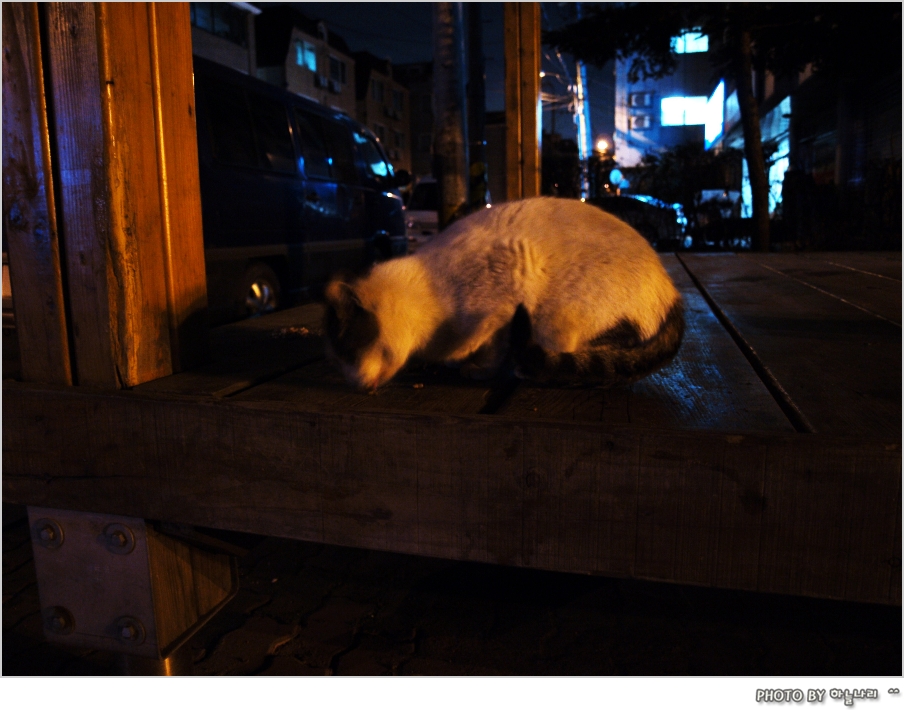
[504,2,541,201]
[2,3,72,385]
[10,2,207,389]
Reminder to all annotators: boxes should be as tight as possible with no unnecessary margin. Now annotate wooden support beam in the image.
[504,2,541,201]
[33,2,207,388]
[4,381,900,606]
[2,3,72,385]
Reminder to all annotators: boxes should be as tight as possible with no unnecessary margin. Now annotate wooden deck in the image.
[3,252,901,605]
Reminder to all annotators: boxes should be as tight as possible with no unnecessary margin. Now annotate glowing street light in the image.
[595,138,609,153]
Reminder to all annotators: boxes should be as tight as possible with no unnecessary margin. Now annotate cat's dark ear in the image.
[324,278,360,322]
[323,278,379,360]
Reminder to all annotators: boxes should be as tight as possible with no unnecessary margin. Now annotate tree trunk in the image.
[466,3,488,209]
[734,27,770,252]
[433,2,469,229]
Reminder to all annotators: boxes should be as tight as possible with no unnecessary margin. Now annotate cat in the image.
[323,196,684,391]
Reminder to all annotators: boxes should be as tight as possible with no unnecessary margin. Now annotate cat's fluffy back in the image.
[415,197,680,352]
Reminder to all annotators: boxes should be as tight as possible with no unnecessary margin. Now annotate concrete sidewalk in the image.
[3,505,900,675]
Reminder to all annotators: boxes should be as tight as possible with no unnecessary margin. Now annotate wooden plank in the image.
[134,304,325,398]
[146,2,209,371]
[45,2,154,387]
[225,303,510,414]
[806,251,901,282]
[745,253,901,326]
[1,3,72,385]
[680,253,901,439]
[4,381,900,605]
[43,2,207,388]
[497,255,796,432]
[232,356,505,415]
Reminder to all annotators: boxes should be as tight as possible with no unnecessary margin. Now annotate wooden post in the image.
[504,2,541,201]
[29,2,207,388]
[4,2,221,673]
[2,3,72,385]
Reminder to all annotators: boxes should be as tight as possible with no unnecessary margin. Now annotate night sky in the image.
[286,2,615,143]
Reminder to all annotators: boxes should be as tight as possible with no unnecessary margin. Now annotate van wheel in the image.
[240,262,280,317]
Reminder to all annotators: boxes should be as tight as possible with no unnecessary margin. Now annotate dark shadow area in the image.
[4,504,900,676]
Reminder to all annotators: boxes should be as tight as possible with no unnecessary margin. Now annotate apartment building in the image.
[254,6,356,116]
[354,52,411,173]
[189,2,260,76]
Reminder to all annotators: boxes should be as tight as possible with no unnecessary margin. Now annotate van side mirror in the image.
[393,169,411,188]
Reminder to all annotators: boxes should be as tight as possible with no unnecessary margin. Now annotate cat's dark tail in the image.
[511,299,685,387]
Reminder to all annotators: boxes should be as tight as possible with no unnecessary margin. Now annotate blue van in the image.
[193,56,409,322]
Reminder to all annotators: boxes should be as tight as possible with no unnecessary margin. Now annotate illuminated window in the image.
[704,81,725,149]
[294,40,317,72]
[661,96,708,126]
[671,31,708,54]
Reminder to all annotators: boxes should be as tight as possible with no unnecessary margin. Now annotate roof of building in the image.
[255,5,352,68]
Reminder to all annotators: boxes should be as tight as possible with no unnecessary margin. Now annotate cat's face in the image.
[323,279,407,391]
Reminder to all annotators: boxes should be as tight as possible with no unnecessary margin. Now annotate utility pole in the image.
[433,2,469,229]
[504,2,541,201]
[573,2,592,199]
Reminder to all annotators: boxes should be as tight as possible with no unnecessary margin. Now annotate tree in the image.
[544,3,901,252]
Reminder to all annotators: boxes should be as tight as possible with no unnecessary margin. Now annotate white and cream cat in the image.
[324,197,684,391]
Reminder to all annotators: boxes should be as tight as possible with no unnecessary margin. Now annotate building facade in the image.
[614,31,716,168]
[254,6,356,116]
[394,62,435,179]
[354,52,411,173]
[717,61,901,248]
[189,2,260,76]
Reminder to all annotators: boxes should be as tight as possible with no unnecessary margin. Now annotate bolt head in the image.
[39,526,56,542]
[33,519,64,549]
[43,606,74,635]
[103,524,135,554]
[114,616,145,645]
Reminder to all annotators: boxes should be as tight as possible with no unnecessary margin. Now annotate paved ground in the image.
[3,505,900,676]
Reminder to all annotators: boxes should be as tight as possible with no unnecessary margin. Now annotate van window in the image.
[353,131,391,181]
[294,109,358,184]
[320,120,357,184]
[203,78,257,168]
[203,78,295,174]
[249,97,296,174]
[293,109,332,180]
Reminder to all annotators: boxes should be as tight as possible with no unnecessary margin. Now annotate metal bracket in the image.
[28,507,237,660]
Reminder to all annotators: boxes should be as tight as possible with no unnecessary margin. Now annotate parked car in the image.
[193,56,409,323]
[591,194,687,251]
[404,176,439,252]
